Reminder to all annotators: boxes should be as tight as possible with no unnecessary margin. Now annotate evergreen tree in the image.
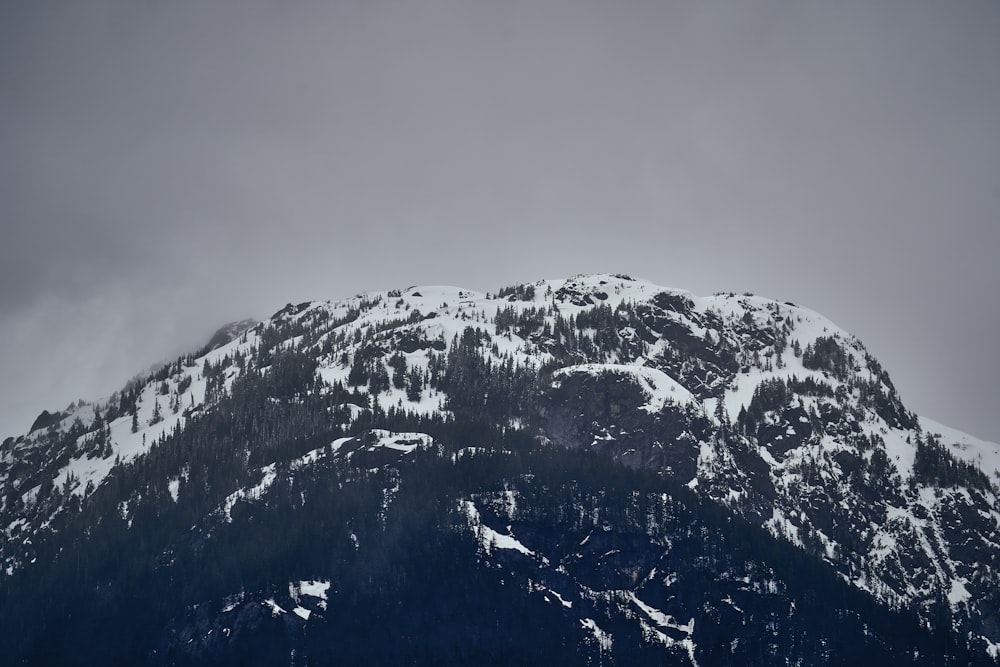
[406,368,423,402]
[388,352,407,390]
[148,399,162,426]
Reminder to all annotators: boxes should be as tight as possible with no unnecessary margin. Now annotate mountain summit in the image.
[2,273,997,664]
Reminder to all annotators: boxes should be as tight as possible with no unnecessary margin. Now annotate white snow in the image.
[580,618,613,652]
[948,578,971,607]
[214,433,394,522]
[486,531,535,555]
[627,592,695,636]
[330,436,353,453]
[299,580,331,600]
[289,579,330,612]
[367,429,433,454]
[459,500,536,557]
[921,416,1000,480]
[35,329,268,505]
[221,593,244,613]
[547,588,573,609]
[878,426,918,481]
[264,599,287,616]
[219,464,278,522]
[766,507,802,546]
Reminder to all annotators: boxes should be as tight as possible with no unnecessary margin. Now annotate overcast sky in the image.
[2,0,998,443]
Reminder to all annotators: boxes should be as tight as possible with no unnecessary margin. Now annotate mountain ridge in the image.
[2,272,998,664]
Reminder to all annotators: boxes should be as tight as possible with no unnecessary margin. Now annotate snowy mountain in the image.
[1,273,997,665]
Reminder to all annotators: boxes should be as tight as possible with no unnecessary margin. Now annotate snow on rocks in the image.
[580,618,614,652]
[459,500,536,557]
[920,416,1000,481]
[289,579,331,617]
[366,429,433,454]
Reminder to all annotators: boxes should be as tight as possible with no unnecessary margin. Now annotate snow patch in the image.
[264,599,286,616]
[628,592,695,636]
[299,580,331,601]
[948,578,971,608]
[367,429,434,454]
[459,500,535,557]
[580,618,613,652]
[921,416,1000,480]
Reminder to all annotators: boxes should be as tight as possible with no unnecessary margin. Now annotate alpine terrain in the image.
[2,273,998,665]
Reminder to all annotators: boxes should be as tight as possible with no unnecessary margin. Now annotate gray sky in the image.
[2,0,998,443]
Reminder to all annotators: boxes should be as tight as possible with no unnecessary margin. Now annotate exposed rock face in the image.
[28,409,63,433]
[541,366,709,480]
[203,318,258,352]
